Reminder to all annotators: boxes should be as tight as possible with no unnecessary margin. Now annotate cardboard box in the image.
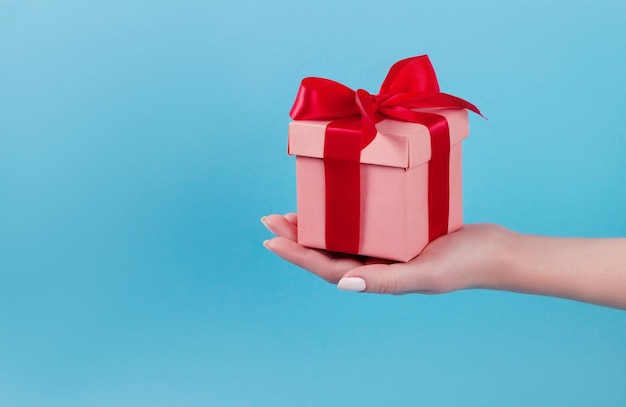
[288,108,469,262]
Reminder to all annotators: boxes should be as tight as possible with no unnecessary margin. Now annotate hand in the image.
[261,213,510,295]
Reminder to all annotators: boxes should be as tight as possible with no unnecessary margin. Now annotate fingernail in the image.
[337,277,366,292]
[261,216,270,230]
[263,239,273,251]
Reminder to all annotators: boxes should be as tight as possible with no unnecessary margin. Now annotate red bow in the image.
[290,55,482,255]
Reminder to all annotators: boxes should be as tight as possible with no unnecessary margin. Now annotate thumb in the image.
[337,261,441,295]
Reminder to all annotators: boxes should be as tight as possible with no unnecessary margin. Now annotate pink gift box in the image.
[288,108,469,262]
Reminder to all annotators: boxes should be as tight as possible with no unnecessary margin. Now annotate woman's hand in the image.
[261,213,510,294]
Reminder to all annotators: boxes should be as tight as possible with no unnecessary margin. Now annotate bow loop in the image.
[379,55,441,97]
[290,77,359,120]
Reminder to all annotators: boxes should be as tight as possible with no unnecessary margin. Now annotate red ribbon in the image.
[290,55,482,255]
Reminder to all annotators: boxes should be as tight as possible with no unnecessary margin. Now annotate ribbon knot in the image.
[356,89,379,111]
[290,55,482,255]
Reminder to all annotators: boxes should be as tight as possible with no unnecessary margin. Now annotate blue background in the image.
[1,0,625,405]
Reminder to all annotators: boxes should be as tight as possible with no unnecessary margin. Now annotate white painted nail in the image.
[261,216,271,230]
[263,240,272,251]
[337,277,366,292]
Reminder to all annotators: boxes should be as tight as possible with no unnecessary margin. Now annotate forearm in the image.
[492,231,626,309]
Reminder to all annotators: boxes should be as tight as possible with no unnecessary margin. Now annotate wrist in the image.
[474,224,521,291]
[485,229,564,297]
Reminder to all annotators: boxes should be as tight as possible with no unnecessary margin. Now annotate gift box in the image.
[288,56,481,262]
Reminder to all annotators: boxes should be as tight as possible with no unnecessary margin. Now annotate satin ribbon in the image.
[290,55,482,255]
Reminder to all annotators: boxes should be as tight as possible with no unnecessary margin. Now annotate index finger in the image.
[264,237,363,284]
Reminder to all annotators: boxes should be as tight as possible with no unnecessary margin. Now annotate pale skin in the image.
[262,213,626,310]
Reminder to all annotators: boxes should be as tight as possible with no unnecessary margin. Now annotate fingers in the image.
[262,213,367,284]
[261,214,297,241]
[264,237,362,283]
[283,213,297,226]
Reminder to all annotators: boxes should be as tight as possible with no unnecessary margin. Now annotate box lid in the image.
[288,108,468,169]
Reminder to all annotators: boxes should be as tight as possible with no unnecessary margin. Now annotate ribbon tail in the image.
[409,93,484,118]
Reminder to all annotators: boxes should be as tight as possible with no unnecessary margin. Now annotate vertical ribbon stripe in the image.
[323,118,363,254]
[424,115,452,241]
